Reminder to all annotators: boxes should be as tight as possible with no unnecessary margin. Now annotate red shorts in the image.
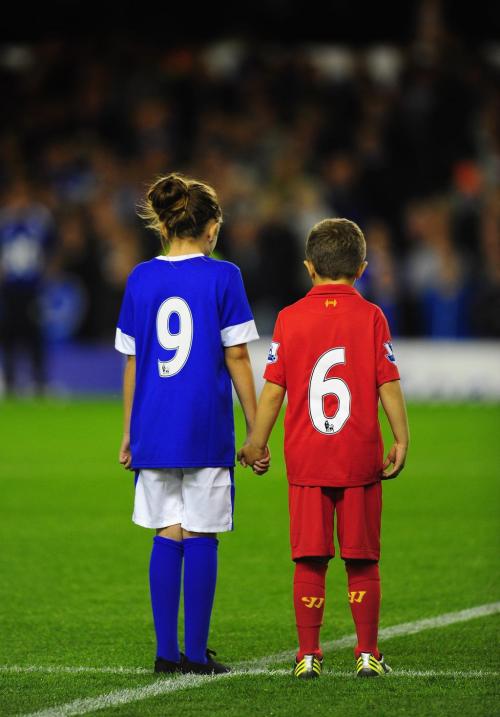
[288,482,382,561]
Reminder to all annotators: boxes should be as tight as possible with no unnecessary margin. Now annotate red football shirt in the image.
[263,284,400,487]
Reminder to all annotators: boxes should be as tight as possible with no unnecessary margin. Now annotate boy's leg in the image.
[289,485,335,662]
[345,559,381,658]
[336,482,383,660]
[294,558,328,659]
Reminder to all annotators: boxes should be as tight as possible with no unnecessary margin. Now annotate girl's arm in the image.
[225,344,271,474]
[119,355,136,470]
[224,344,257,435]
[378,379,410,479]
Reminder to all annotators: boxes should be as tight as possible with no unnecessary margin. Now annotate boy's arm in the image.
[378,379,409,479]
[119,355,135,470]
[238,380,286,467]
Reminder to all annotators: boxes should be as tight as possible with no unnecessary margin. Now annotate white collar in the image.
[155,253,204,262]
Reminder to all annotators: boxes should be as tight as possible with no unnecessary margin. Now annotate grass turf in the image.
[0,400,499,716]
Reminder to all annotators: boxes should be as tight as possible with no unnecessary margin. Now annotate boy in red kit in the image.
[238,218,409,679]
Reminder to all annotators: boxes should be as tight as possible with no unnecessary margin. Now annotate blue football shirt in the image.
[115,254,259,468]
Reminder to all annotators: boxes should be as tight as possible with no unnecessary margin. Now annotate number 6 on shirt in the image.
[308,347,351,434]
[156,297,193,377]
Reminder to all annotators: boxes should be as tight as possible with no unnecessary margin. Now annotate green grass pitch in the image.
[0,399,499,716]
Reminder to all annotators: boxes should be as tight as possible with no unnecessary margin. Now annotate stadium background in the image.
[1,0,500,395]
[0,3,499,716]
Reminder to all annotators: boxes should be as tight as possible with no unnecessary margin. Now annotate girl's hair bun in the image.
[149,174,189,219]
[138,172,222,248]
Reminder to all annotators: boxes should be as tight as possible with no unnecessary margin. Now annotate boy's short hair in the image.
[305,218,366,279]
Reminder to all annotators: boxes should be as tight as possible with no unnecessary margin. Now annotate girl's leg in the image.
[182,530,218,664]
[149,524,183,662]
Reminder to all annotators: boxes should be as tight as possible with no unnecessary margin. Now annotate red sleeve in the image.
[263,314,286,388]
[374,308,400,387]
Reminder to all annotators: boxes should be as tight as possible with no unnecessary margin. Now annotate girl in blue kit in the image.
[115,173,267,674]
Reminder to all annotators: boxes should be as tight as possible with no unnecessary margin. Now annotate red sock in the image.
[293,560,327,660]
[345,560,381,660]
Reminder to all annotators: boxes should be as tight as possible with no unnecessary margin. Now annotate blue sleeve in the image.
[219,266,259,347]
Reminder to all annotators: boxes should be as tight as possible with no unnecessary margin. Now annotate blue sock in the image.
[183,536,219,663]
[149,536,183,662]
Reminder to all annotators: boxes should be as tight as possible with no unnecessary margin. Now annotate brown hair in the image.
[138,173,222,248]
[305,218,366,279]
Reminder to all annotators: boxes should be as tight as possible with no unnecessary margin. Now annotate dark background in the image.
[3,1,500,44]
[1,0,500,392]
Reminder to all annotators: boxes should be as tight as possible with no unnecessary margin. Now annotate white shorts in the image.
[133,467,235,533]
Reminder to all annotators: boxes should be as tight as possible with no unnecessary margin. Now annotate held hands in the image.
[237,443,271,475]
[382,442,408,480]
[120,432,270,475]
[119,433,132,470]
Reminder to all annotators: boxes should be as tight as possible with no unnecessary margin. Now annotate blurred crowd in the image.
[1,0,499,371]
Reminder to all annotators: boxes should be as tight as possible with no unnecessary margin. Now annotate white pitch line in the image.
[20,673,222,717]
[241,600,500,667]
[17,600,500,717]
[17,669,500,717]
[3,666,498,678]
[382,670,499,678]
[18,669,500,717]
[1,665,151,675]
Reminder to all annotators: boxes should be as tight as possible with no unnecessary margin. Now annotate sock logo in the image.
[301,597,325,609]
[348,590,367,604]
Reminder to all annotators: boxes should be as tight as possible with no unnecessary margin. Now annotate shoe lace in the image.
[206,648,217,659]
